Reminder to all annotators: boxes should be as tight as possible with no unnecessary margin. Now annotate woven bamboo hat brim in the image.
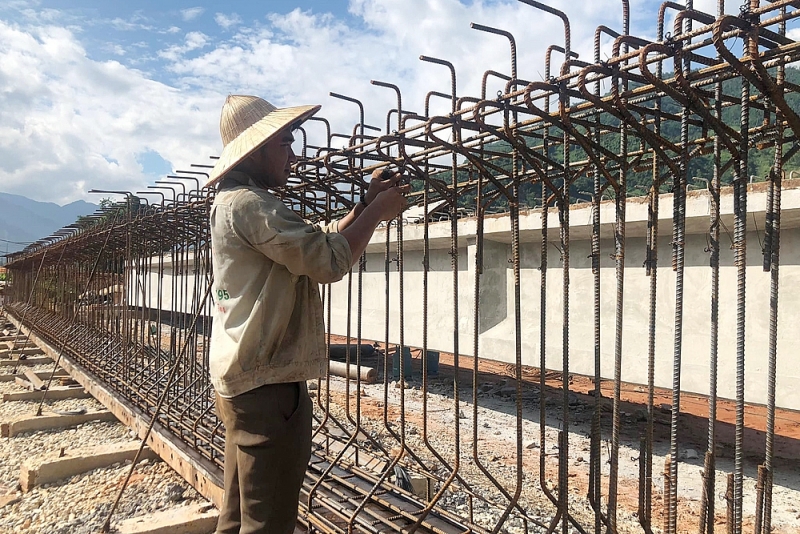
[206,95,321,188]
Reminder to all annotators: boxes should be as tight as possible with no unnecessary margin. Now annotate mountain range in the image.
[0,192,97,258]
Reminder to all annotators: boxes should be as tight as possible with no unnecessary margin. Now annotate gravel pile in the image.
[0,369,209,533]
[316,375,800,534]
[0,363,67,395]
[0,362,57,374]
[0,392,106,421]
[0,414,207,533]
[1,453,203,534]
[0,380,26,396]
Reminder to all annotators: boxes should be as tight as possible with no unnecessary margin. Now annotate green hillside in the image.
[413,67,800,211]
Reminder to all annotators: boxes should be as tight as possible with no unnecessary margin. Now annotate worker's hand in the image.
[370,185,409,222]
[364,167,405,206]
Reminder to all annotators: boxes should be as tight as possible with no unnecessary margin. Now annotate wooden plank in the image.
[115,503,218,534]
[23,369,45,390]
[0,357,54,367]
[0,370,68,383]
[3,387,92,402]
[14,376,34,390]
[1,410,117,437]
[20,442,158,491]
[0,347,44,357]
[0,344,35,351]
[1,339,35,348]
[4,313,225,508]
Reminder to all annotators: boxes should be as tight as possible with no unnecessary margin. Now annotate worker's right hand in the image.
[364,168,404,205]
[370,185,409,221]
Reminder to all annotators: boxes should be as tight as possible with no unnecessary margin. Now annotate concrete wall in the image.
[327,186,800,411]
[127,260,208,318]
[131,186,800,411]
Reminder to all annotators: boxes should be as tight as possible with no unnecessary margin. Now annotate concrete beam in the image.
[1,410,117,437]
[114,503,218,534]
[3,387,92,402]
[4,313,225,508]
[20,441,159,492]
[0,357,53,367]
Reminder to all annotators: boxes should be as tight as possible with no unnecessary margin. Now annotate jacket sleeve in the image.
[230,190,352,284]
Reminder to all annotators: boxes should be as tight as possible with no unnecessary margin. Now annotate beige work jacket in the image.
[209,172,352,397]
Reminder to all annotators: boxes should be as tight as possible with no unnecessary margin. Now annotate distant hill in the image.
[0,193,97,259]
[438,65,800,210]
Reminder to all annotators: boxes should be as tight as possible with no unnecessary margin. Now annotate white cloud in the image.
[164,0,637,137]
[0,20,220,204]
[215,12,242,30]
[106,43,126,56]
[3,1,39,9]
[166,25,181,34]
[110,17,154,32]
[180,7,205,22]
[0,0,648,203]
[6,0,788,206]
[157,31,209,62]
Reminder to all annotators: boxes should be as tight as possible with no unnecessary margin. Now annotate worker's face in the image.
[248,128,297,188]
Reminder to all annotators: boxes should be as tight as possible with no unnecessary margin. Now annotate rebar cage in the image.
[3,1,800,533]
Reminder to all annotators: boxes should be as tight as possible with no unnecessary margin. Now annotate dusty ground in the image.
[317,335,800,534]
[0,369,206,533]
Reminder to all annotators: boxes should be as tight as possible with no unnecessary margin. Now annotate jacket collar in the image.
[219,170,258,190]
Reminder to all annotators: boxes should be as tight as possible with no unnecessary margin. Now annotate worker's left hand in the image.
[364,168,405,206]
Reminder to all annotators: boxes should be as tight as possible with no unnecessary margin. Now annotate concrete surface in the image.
[115,503,218,534]
[19,441,158,492]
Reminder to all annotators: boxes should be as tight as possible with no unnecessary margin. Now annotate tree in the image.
[73,196,143,230]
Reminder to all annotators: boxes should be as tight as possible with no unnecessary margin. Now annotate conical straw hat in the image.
[206,95,320,188]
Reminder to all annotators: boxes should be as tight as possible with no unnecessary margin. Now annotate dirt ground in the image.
[319,334,800,534]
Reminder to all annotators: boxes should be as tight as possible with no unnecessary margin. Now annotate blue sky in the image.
[0,0,797,204]
[31,1,360,71]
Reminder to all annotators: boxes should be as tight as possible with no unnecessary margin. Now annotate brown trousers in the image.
[215,381,312,534]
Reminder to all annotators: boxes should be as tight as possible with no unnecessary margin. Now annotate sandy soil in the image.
[317,335,800,534]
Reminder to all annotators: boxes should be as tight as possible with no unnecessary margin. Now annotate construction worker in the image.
[206,95,408,534]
